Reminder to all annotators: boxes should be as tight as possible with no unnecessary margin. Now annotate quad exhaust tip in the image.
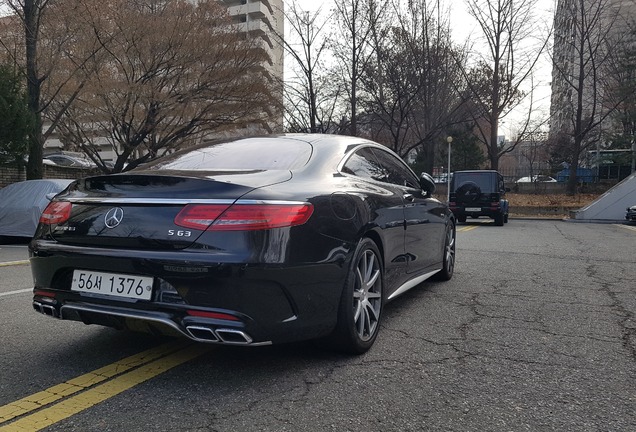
[185,326,253,345]
[216,328,253,344]
[33,301,58,318]
[34,302,263,346]
[185,326,220,342]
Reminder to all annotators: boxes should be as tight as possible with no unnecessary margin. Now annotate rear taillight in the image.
[174,204,230,230]
[39,201,72,225]
[174,203,314,231]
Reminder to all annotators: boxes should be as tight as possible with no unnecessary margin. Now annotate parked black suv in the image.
[449,170,509,226]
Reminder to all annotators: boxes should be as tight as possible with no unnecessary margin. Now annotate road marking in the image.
[0,341,210,431]
[0,261,29,268]
[0,341,189,422]
[0,289,32,298]
[615,224,636,232]
[458,226,479,232]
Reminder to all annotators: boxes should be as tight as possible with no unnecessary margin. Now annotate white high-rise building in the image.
[222,0,284,130]
[222,0,284,78]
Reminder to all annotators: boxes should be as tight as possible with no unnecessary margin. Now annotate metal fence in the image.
[497,165,633,184]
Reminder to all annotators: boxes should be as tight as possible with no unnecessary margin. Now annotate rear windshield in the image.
[452,172,494,190]
[145,138,312,171]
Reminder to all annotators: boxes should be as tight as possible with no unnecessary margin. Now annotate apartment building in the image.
[222,0,284,87]
[549,0,636,139]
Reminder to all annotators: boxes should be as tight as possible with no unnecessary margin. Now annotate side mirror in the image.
[420,172,436,195]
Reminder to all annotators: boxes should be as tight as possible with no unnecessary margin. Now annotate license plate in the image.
[71,270,154,300]
[465,207,482,212]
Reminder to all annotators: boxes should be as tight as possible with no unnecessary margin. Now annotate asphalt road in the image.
[1,220,635,431]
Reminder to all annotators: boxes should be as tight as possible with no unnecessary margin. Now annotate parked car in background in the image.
[0,179,73,241]
[449,170,509,226]
[515,175,557,183]
[43,153,97,168]
[626,205,636,223]
[433,174,449,184]
[29,134,456,354]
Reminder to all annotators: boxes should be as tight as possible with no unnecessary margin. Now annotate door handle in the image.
[403,193,415,202]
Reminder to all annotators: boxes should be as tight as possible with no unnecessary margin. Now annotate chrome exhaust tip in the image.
[33,301,58,318]
[185,326,253,345]
[215,328,253,345]
[185,326,220,342]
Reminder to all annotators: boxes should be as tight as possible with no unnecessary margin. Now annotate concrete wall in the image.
[571,172,636,221]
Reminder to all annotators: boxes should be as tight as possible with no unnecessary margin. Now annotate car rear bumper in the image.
[32,298,269,345]
[449,206,504,219]
[30,242,351,345]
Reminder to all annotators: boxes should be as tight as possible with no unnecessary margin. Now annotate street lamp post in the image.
[446,136,453,202]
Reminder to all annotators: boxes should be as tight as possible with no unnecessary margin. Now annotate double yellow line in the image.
[0,341,212,431]
[0,260,30,268]
[457,225,479,232]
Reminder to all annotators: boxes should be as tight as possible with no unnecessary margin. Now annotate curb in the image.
[562,218,628,224]
[509,215,630,224]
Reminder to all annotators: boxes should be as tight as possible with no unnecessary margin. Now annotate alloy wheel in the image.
[445,225,456,275]
[352,249,382,342]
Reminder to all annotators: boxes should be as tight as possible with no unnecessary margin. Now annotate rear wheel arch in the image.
[432,219,456,281]
[362,230,384,269]
[324,236,384,354]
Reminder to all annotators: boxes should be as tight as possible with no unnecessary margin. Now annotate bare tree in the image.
[51,0,275,172]
[277,2,342,133]
[515,127,551,190]
[330,0,387,136]
[463,0,551,170]
[2,0,106,179]
[549,0,631,194]
[360,0,469,171]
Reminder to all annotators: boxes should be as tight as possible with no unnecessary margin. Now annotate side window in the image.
[371,148,420,188]
[341,148,388,181]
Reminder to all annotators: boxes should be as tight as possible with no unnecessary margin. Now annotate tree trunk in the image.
[489,112,500,170]
[566,148,581,195]
[24,0,43,180]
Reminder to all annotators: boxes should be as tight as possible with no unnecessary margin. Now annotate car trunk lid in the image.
[47,171,292,250]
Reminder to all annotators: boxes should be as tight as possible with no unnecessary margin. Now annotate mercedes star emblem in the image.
[104,207,124,229]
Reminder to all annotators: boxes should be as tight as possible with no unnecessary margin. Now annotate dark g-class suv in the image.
[449,170,509,226]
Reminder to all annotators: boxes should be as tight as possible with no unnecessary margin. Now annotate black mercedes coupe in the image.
[30,134,456,354]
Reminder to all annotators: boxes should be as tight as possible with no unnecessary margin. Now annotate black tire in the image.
[432,221,456,281]
[455,181,482,203]
[457,215,467,224]
[327,238,383,354]
[494,213,504,226]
